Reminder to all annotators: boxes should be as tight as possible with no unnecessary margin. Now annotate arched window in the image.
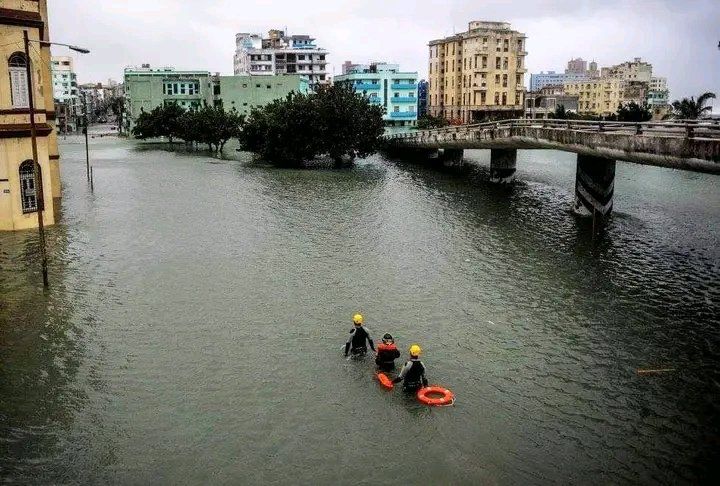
[8,52,29,108]
[19,160,42,213]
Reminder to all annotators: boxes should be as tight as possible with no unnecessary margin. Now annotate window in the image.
[213,84,220,95]
[394,106,399,112]
[298,55,305,60]
[242,83,247,88]
[19,160,42,213]
[9,52,29,108]
[502,74,508,88]
[256,84,261,88]
[495,57,501,69]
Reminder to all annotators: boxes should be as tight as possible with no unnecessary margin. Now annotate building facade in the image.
[564,78,650,117]
[428,21,527,123]
[51,55,79,131]
[123,65,308,133]
[529,71,592,92]
[602,57,652,82]
[1,0,61,231]
[646,76,669,119]
[417,79,428,118]
[334,62,418,132]
[233,29,329,89]
[525,93,579,119]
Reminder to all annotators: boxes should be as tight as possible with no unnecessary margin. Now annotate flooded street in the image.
[1,136,719,484]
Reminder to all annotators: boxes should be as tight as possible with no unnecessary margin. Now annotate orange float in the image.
[376,372,394,389]
[417,386,455,406]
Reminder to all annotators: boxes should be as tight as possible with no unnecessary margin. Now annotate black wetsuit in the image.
[392,358,429,390]
[375,343,401,370]
[344,326,375,356]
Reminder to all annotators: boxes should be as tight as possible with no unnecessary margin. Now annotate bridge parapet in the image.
[382,119,720,173]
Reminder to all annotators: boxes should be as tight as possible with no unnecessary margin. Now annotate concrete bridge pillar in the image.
[438,148,464,167]
[490,148,517,183]
[573,154,616,217]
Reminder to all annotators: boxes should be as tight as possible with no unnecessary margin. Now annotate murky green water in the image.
[1,136,719,485]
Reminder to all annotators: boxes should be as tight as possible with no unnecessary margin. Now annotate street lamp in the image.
[23,30,90,288]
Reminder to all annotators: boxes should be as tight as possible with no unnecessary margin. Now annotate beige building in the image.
[564,78,648,117]
[428,21,527,123]
[0,0,60,231]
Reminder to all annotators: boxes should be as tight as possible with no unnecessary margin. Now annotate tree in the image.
[663,92,716,120]
[238,84,385,167]
[416,114,449,129]
[191,105,244,153]
[616,101,652,122]
[131,103,185,142]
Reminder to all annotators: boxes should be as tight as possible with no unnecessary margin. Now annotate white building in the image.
[51,56,79,131]
[233,29,329,88]
[602,57,653,82]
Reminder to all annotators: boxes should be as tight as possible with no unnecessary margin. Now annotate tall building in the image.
[566,57,587,74]
[428,21,527,123]
[1,0,61,231]
[51,56,79,131]
[417,79,428,118]
[233,29,329,89]
[123,65,308,133]
[647,76,669,119]
[334,62,418,132]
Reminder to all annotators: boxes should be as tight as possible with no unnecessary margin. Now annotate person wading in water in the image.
[344,313,376,357]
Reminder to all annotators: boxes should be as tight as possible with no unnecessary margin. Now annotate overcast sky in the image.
[49,0,719,106]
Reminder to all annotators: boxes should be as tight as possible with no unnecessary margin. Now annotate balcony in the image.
[390,97,417,103]
[368,97,382,104]
[389,111,417,119]
[390,83,417,90]
[354,83,380,90]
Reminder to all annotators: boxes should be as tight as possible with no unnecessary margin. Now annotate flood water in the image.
[1,136,719,485]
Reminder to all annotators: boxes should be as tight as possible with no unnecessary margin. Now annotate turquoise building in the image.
[334,62,418,132]
[123,65,308,133]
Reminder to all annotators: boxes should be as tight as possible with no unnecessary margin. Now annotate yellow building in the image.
[428,21,527,123]
[0,0,60,231]
[564,78,648,117]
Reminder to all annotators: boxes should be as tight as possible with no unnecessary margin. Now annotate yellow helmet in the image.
[409,344,422,357]
[352,313,363,325]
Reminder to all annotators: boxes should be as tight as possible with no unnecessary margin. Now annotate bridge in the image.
[381,119,720,217]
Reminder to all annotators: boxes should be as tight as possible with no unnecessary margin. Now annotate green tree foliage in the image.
[416,114,449,129]
[664,92,716,120]
[132,103,244,154]
[238,83,385,166]
[132,103,185,143]
[616,101,652,122]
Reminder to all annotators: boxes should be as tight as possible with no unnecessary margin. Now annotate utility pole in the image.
[24,30,49,288]
[84,113,90,182]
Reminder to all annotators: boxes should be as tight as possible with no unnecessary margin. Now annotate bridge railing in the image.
[384,118,720,140]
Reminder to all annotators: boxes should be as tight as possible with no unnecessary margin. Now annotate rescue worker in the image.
[375,333,401,371]
[344,313,376,357]
[392,344,429,391]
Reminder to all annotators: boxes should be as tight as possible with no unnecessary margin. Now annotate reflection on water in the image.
[1,136,718,484]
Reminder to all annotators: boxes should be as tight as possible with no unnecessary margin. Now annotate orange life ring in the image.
[377,372,394,389]
[417,386,454,406]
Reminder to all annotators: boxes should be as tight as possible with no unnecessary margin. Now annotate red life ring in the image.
[417,386,454,406]
[376,372,394,389]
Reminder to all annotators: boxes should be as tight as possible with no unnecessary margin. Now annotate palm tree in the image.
[663,92,716,120]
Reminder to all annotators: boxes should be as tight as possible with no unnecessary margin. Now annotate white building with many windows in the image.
[233,29,329,88]
[51,56,79,131]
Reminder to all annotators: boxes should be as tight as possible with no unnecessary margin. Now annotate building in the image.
[529,71,593,92]
[524,92,579,119]
[341,61,353,75]
[1,0,61,231]
[233,29,329,89]
[647,76,669,119]
[334,62,418,132]
[564,78,650,117]
[566,57,587,74]
[428,21,527,123]
[123,65,308,133]
[51,56,79,131]
[417,79,428,118]
[603,57,652,82]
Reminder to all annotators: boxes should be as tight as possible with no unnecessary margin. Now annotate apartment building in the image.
[123,65,308,133]
[234,29,329,89]
[602,57,652,82]
[334,62,418,132]
[428,21,527,123]
[0,0,61,231]
[51,56,79,131]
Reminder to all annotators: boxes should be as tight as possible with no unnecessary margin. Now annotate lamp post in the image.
[23,30,89,288]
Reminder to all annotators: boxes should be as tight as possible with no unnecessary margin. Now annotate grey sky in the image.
[49,0,719,105]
